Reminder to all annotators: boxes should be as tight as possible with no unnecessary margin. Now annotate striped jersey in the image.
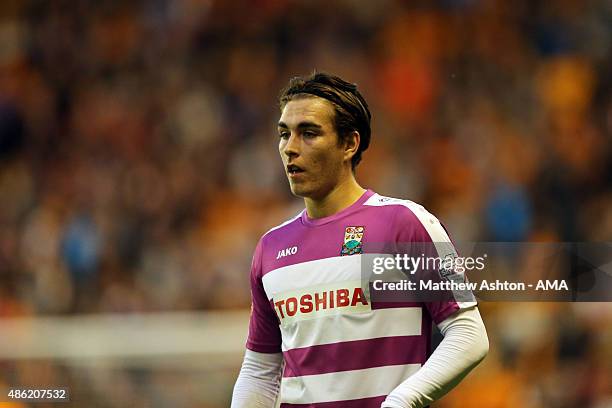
[246,190,476,407]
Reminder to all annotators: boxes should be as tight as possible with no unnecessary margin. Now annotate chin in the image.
[289,182,330,201]
[289,182,314,198]
[289,186,308,198]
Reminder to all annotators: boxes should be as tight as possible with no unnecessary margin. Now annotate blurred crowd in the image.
[0,0,610,407]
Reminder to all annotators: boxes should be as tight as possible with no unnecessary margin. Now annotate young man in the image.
[231,73,488,408]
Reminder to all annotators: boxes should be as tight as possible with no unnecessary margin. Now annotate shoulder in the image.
[363,192,434,224]
[250,211,302,276]
[261,210,303,239]
[364,192,450,241]
[254,210,303,252]
[364,192,421,210]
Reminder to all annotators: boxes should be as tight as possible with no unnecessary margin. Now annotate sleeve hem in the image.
[432,303,460,325]
[433,301,478,324]
[246,342,282,354]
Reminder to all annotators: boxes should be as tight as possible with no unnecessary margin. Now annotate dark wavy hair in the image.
[279,72,372,169]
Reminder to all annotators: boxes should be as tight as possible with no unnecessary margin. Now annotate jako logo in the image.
[277,246,298,259]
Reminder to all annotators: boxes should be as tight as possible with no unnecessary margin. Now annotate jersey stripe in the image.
[262,255,361,298]
[279,363,421,404]
[280,307,422,351]
[282,335,428,377]
[280,395,386,408]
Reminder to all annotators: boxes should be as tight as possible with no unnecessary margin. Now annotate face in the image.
[278,97,353,200]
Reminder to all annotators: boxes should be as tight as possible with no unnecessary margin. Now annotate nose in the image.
[282,132,300,159]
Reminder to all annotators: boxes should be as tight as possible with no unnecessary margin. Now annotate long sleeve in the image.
[381,306,489,408]
[231,349,284,408]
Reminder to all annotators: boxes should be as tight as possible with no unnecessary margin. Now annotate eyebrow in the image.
[277,121,323,130]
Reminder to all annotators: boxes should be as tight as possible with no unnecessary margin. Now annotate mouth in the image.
[287,164,305,177]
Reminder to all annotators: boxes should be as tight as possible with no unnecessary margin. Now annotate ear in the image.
[343,131,360,164]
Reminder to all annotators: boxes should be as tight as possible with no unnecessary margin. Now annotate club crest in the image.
[340,226,364,256]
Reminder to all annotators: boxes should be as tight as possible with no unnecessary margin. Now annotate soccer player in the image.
[231,73,488,408]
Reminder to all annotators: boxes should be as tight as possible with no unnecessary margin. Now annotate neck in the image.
[304,175,366,219]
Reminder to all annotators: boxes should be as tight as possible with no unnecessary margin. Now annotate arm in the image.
[231,349,283,408]
[232,238,284,407]
[381,307,489,408]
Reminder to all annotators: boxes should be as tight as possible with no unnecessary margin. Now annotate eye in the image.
[279,130,289,139]
[303,130,317,138]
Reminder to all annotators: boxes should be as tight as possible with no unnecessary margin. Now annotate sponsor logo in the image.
[340,226,364,256]
[277,246,298,259]
[273,286,369,322]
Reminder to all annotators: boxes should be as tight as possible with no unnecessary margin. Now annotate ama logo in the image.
[277,246,298,259]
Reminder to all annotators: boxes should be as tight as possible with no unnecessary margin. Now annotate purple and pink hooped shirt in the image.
[246,189,476,407]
